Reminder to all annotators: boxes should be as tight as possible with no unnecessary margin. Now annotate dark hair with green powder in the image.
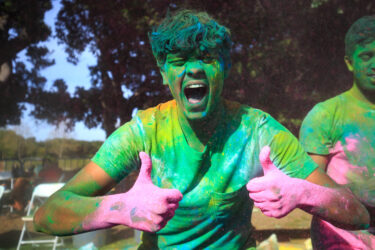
[149,9,232,71]
[345,15,375,58]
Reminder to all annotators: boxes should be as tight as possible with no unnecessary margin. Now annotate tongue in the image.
[185,86,207,104]
[188,98,201,104]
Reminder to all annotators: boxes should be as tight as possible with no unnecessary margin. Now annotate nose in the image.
[186,60,205,79]
[370,64,375,73]
[370,57,375,71]
[370,62,375,72]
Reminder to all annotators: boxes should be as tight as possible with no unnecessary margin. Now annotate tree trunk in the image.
[0,62,11,82]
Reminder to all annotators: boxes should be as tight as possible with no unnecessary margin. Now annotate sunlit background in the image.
[1,0,374,249]
[7,1,105,142]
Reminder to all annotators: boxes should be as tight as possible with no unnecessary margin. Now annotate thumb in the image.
[138,152,153,183]
[164,189,183,203]
[259,146,278,175]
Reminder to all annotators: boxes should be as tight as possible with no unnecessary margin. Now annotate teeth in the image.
[186,84,205,89]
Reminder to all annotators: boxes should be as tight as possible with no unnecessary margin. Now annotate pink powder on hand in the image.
[83,152,183,232]
[246,146,304,218]
[247,146,369,229]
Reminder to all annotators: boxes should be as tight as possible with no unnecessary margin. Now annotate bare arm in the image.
[308,153,375,227]
[34,161,118,235]
[34,153,182,236]
[302,166,369,230]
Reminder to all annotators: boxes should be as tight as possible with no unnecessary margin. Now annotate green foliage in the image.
[0,129,102,160]
[8,0,375,136]
[58,158,90,170]
[30,79,77,129]
[0,0,54,126]
[31,0,170,136]
[311,0,330,8]
[0,129,19,158]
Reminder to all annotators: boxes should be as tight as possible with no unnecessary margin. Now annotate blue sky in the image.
[8,1,106,142]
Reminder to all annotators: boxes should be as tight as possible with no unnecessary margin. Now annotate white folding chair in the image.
[17,183,65,250]
[0,185,4,212]
[0,171,14,212]
[0,184,13,213]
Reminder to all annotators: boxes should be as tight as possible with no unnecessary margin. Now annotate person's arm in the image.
[346,175,375,208]
[309,153,375,227]
[247,146,369,230]
[307,154,328,171]
[34,152,182,236]
[311,151,375,208]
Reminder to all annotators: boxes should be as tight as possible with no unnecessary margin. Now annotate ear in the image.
[344,56,354,72]
[160,69,168,85]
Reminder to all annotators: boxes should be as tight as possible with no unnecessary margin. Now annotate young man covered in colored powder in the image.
[34,10,369,249]
[300,16,375,249]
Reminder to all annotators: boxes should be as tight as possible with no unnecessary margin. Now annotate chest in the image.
[149,138,262,205]
[327,111,375,184]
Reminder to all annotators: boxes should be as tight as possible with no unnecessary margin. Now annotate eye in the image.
[359,53,372,61]
[202,57,215,64]
[200,54,216,64]
[168,58,186,66]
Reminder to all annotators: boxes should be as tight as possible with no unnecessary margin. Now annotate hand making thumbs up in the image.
[126,152,183,232]
[246,146,303,218]
[98,152,183,233]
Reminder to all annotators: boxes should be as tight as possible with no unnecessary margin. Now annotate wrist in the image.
[295,178,321,209]
[83,193,130,230]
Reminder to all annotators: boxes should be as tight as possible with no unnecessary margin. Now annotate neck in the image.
[351,83,375,106]
[178,100,224,152]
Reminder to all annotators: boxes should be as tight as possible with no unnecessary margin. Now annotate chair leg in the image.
[52,236,64,250]
[16,224,27,250]
[52,237,57,250]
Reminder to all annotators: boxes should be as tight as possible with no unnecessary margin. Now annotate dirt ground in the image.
[0,210,136,249]
[0,207,312,249]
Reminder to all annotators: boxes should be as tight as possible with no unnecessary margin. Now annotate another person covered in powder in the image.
[34,10,369,249]
[300,16,375,249]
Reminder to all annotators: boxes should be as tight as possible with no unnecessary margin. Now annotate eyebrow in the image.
[358,51,372,55]
[166,54,186,59]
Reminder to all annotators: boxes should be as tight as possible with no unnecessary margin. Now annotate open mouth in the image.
[184,84,208,104]
[368,74,375,81]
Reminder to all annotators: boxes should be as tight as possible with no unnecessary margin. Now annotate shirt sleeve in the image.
[258,113,318,179]
[299,103,333,155]
[91,115,145,182]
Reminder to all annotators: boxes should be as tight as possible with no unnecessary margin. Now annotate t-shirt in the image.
[93,99,317,249]
[300,89,375,249]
